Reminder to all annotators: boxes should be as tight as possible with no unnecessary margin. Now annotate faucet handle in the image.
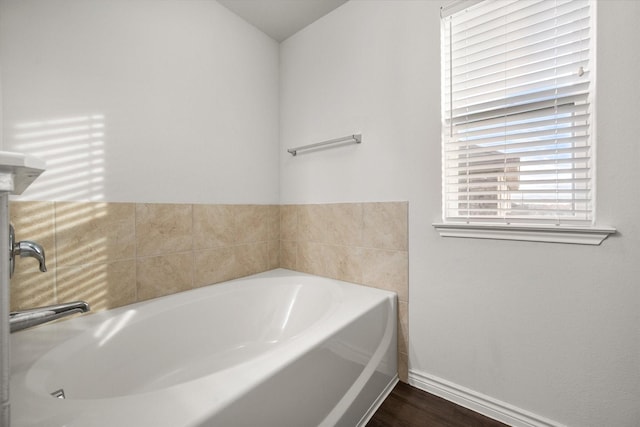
[9,224,47,276]
[15,241,47,273]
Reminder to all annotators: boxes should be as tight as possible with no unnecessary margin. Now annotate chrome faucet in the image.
[9,224,46,278]
[7,224,90,332]
[10,301,90,332]
[13,240,47,273]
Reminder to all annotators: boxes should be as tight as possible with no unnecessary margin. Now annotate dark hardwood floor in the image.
[367,382,510,427]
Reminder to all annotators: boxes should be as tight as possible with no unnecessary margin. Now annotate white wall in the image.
[0,0,280,204]
[280,1,640,426]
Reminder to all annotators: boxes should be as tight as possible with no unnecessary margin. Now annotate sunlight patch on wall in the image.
[9,201,119,314]
[8,112,113,311]
[12,114,106,201]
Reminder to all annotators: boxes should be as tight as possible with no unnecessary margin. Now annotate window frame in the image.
[434,0,615,245]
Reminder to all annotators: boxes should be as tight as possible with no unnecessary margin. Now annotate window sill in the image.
[432,223,616,245]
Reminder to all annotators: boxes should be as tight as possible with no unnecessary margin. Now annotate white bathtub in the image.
[10,269,398,427]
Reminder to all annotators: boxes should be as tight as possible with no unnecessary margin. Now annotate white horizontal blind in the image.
[442,0,593,225]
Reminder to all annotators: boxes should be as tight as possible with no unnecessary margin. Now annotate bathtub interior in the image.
[29,279,342,399]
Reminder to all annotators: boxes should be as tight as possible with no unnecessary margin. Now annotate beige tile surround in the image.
[9,200,409,382]
[280,202,409,382]
[9,202,280,313]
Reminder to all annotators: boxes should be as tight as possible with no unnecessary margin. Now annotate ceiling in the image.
[217,0,348,42]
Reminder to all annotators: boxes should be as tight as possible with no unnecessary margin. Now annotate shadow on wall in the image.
[9,114,113,312]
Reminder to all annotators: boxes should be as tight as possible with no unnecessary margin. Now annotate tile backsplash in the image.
[9,202,280,312]
[9,200,409,381]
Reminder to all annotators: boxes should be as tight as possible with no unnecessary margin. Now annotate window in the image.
[436,0,614,244]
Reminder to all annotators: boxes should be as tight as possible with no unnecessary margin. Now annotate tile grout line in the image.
[52,201,59,305]
[190,203,195,290]
[133,203,138,303]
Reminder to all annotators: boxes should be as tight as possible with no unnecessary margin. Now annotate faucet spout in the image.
[10,301,90,333]
[14,240,47,272]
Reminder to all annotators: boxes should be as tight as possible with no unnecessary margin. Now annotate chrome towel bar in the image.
[287,134,362,156]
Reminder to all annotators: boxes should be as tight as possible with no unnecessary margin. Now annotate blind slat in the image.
[448,178,590,192]
[451,83,590,116]
[445,167,591,181]
[446,189,591,196]
[450,113,590,139]
[447,94,589,125]
[449,105,588,134]
[453,70,590,105]
[446,125,589,152]
[446,156,591,174]
[452,64,589,101]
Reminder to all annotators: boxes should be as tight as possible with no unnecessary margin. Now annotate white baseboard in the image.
[408,370,566,427]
